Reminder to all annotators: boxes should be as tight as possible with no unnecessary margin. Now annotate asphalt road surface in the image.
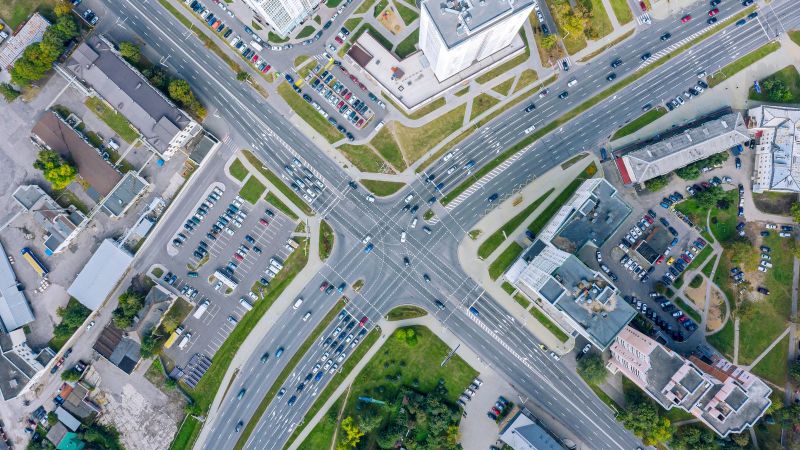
[94,0,799,448]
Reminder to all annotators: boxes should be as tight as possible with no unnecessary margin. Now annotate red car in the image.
[681,14,692,23]
[233,253,244,262]
[708,8,719,16]
[643,215,654,224]
[259,218,269,226]
[681,254,691,263]
[261,64,271,73]
[639,1,646,11]
[320,281,330,291]
[678,315,689,323]
[656,255,665,265]
[334,36,343,44]
[491,407,502,415]
[252,55,259,63]
[358,316,369,327]
[697,237,707,246]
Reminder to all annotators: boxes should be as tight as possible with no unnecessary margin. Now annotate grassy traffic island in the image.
[298,325,478,449]
[387,305,428,320]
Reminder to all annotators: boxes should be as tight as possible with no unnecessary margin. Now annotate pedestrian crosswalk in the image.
[639,26,712,68]
[636,13,652,25]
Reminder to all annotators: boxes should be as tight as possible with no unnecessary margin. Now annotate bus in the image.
[20,247,48,277]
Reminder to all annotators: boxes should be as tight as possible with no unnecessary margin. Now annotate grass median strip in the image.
[265,192,299,221]
[387,305,428,320]
[477,189,554,259]
[488,242,524,280]
[242,150,314,216]
[361,179,406,196]
[611,107,667,140]
[707,41,781,87]
[530,306,569,342]
[277,83,341,143]
[442,8,753,205]
[234,297,348,450]
[319,220,334,261]
[283,328,381,449]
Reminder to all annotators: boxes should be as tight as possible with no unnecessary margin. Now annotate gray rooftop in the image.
[499,410,564,450]
[421,0,534,48]
[748,105,800,193]
[55,406,81,431]
[67,240,133,310]
[65,36,191,153]
[619,112,749,183]
[101,172,149,217]
[0,242,34,332]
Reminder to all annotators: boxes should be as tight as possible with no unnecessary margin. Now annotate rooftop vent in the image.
[721,120,729,128]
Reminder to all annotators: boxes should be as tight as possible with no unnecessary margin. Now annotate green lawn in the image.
[560,153,587,170]
[361,179,405,196]
[265,192,299,221]
[390,104,466,165]
[577,0,613,39]
[0,0,60,29]
[701,255,717,277]
[381,94,446,120]
[489,242,524,280]
[337,144,389,173]
[477,188,554,259]
[319,220,334,261]
[502,282,517,295]
[239,177,266,204]
[492,78,515,96]
[514,69,539,93]
[608,0,633,24]
[394,28,419,59]
[527,163,596,234]
[243,150,314,216]
[790,30,800,47]
[370,127,406,171]
[707,41,781,87]
[268,31,290,43]
[752,190,797,216]
[326,0,344,6]
[749,65,800,103]
[295,25,316,39]
[513,293,531,309]
[298,399,341,450]
[751,334,788,387]
[674,297,701,323]
[470,93,501,121]
[455,87,469,97]
[234,298,347,450]
[344,17,363,32]
[85,97,140,143]
[394,0,419,24]
[373,0,389,16]
[168,416,203,450]
[184,239,309,413]
[387,305,428,320]
[277,83,341,143]
[530,307,569,342]
[288,329,381,449]
[611,107,667,140]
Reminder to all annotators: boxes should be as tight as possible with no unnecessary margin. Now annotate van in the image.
[249,40,263,51]
[270,258,284,271]
[293,297,304,309]
[404,193,414,203]
[239,298,253,311]
[567,78,578,87]
[374,120,385,132]
[303,311,312,321]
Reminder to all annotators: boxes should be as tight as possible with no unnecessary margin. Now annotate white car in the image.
[410,218,418,229]
[400,231,406,243]
[581,344,591,354]
[86,320,95,330]
[366,195,375,203]
[524,125,536,134]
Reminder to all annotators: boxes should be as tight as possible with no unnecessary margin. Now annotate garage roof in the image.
[67,240,132,310]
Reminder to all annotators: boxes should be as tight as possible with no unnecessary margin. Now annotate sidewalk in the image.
[456,155,602,354]
[193,155,323,450]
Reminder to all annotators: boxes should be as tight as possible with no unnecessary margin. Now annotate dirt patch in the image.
[684,277,707,312]
[706,287,726,332]
[377,6,405,34]
[96,383,183,450]
[752,191,797,216]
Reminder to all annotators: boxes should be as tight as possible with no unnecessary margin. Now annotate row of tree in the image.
[118,41,206,120]
[10,5,79,86]
[675,152,729,180]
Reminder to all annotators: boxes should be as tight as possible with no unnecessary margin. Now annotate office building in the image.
[608,326,772,437]
[505,179,636,350]
[243,0,317,38]
[747,105,800,193]
[419,0,534,81]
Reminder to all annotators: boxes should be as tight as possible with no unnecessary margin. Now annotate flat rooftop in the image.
[421,0,534,48]
[349,32,523,110]
[67,239,133,310]
[0,242,34,332]
[101,172,148,217]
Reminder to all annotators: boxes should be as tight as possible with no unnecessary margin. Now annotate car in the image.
[757,287,770,295]
[611,59,623,68]
[237,388,246,400]
[87,321,95,330]
[235,421,243,432]
[708,8,719,16]
[747,11,758,19]
[288,395,297,406]
[641,52,651,61]
[487,411,498,420]
[423,273,431,283]
[681,14,692,23]
[320,281,330,291]
[735,157,741,169]
[660,32,671,41]
[707,16,718,24]
[606,73,617,81]
[559,91,569,99]
[561,60,570,71]
[735,18,747,26]
[581,344,591,354]
[639,0,647,10]
[358,316,369,327]
[524,103,536,112]
[487,193,499,202]
[338,282,347,293]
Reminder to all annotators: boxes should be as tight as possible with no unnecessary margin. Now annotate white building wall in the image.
[244,0,316,37]
[419,4,533,81]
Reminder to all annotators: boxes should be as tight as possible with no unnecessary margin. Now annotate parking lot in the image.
[158,181,297,368]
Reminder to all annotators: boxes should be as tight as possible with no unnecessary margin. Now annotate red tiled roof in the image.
[615,157,632,185]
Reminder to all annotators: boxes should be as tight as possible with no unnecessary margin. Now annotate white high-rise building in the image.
[244,0,317,37]
[419,0,534,81]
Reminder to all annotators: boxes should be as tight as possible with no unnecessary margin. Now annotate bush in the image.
[50,298,91,350]
[644,175,669,191]
[10,16,79,86]
[119,41,141,64]
[675,152,728,180]
[577,353,607,385]
[61,367,81,381]
[112,290,145,329]
[0,83,21,102]
[33,150,77,190]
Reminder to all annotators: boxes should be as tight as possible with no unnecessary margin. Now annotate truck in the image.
[178,332,192,350]
[21,247,49,277]
[193,300,210,319]
[249,40,263,52]
[164,326,185,349]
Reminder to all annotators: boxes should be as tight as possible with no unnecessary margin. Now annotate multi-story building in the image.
[608,326,772,437]
[63,36,202,161]
[505,178,636,350]
[419,0,534,81]
[243,0,317,38]
[13,185,88,255]
[747,105,800,193]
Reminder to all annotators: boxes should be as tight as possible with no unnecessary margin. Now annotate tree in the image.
[0,83,21,102]
[730,431,750,447]
[644,175,669,192]
[540,34,558,49]
[790,361,800,384]
[728,239,759,272]
[54,1,73,17]
[791,202,800,223]
[694,185,723,208]
[33,150,77,190]
[763,78,793,103]
[236,71,251,82]
[577,353,607,385]
[51,16,79,41]
[61,367,81,381]
[618,400,674,445]
[168,79,195,106]
[47,411,58,426]
[119,42,141,65]
[340,416,364,448]
[670,425,714,450]
[112,290,146,329]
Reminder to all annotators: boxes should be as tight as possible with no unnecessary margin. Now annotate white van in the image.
[302,311,312,322]
[404,193,414,203]
[239,298,253,311]
[567,78,578,87]
[293,297,304,309]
